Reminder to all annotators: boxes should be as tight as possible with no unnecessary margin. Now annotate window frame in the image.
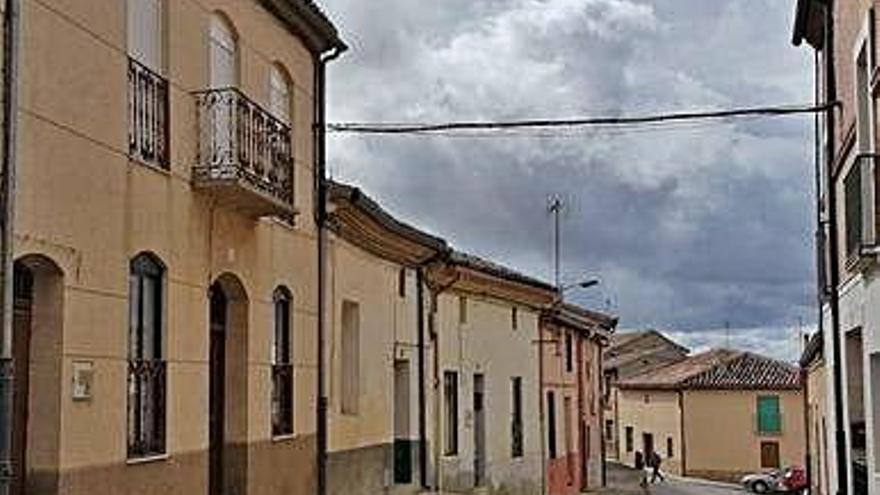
[271,286,294,437]
[127,253,167,459]
[756,395,782,434]
[269,63,293,124]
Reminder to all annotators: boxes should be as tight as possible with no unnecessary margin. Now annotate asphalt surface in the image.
[647,477,745,495]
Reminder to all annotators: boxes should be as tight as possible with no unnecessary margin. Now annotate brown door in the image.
[642,433,654,459]
[11,264,33,495]
[760,441,780,469]
[209,286,227,495]
[580,422,589,490]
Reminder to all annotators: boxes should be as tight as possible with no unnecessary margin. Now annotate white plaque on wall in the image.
[72,360,94,401]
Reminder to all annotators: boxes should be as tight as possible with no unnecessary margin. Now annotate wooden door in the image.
[760,441,780,469]
[209,286,227,495]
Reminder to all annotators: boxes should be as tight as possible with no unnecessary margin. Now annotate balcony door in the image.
[209,15,237,171]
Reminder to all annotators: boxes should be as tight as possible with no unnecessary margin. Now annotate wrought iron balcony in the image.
[128,58,170,169]
[194,88,295,217]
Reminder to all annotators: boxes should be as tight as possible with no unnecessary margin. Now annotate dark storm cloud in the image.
[322,0,815,361]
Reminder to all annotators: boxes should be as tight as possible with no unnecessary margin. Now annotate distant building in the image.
[802,331,830,495]
[540,303,616,494]
[616,349,805,482]
[602,330,689,460]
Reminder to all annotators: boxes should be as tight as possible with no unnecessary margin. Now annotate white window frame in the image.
[852,12,877,250]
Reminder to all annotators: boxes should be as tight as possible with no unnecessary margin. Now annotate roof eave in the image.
[260,0,347,54]
[792,0,825,49]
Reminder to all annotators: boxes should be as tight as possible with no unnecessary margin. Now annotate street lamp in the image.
[559,277,600,295]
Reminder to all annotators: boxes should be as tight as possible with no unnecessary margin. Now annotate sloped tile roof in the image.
[618,349,801,391]
[450,251,555,292]
[683,351,801,390]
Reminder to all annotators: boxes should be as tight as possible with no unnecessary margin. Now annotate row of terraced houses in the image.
[0,2,618,495]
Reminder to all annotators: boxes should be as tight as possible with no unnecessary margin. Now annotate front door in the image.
[11,264,33,495]
[393,360,412,484]
[209,286,227,495]
[642,433,654,459]
[473,373,486,487]
[760,441,780,469]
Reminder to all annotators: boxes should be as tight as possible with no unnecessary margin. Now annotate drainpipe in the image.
[537,317,546,495]
[819,2,849,494]
[597,336,606,487]
[416,268,427,489]
[0,1,19,493]
[315,41,345,495]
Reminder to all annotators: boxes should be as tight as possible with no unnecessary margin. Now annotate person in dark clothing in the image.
[635,451,647,487]
[650,451,665,483]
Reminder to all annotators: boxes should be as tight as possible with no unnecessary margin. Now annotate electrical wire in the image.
[326,102,835,136]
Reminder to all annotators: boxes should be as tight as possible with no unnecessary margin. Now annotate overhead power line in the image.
[327,102,835,135]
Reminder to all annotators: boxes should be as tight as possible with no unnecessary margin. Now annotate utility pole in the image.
[548,196,564,292]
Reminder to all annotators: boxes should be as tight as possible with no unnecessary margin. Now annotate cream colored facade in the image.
[10,0,341,494]
[616,389,684,475]
[617,387,805,481]
[682,390,805,481]
[428,289,544,495]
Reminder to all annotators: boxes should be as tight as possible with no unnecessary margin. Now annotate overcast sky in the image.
[322,0,816,361]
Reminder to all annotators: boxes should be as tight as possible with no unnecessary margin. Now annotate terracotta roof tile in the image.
[618,349,801,391]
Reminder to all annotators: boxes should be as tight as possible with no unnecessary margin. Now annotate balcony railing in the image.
[194,88,294,217]
[128,58,169,169]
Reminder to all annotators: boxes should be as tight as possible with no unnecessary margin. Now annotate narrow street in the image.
[602,463,745,495]
[648,478,744,495]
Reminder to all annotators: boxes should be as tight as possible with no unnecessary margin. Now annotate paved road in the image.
[647,476,745,495]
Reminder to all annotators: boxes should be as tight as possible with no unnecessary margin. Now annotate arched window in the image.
[209,14,237,89]
[269,64,291,124]
[128,253,166,458]
[272,286,293,436]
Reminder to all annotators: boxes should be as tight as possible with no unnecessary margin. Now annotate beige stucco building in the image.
[617,349,805,482]
[803,331,830,495]
[424,253,556,495]
[602,330,689,461]
[7,0,344,494]
[324,181,446,495]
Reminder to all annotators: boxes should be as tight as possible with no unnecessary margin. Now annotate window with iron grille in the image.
[511,377,523,457]
[845,165,863,259]
[128,253,166,458]
[127,0,169,169]
[272,287,293,436]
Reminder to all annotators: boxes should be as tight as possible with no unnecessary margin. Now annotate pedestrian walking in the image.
[635,451,648,488]
[650,450,665,483]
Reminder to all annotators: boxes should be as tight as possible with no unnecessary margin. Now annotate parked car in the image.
[741,466,807,493]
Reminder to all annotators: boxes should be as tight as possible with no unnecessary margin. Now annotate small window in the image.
[398,268,406,298]
[547,391,557,459]
[511,307,518,331]
[644,394,651,404]
[511,377,523,457]
[444,371,459,455]
[666,437,673,458]
[127,253,166,458]
[757,395,781,433]
[625,426,634,453]
[605,419,614,440]
[341,301,360,415]
[845,165,864,258]
[271,287,293,436]
[458,295,468,325]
